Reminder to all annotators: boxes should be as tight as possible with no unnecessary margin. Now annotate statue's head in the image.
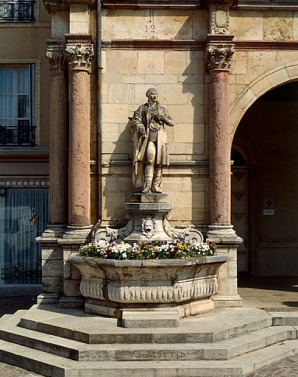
[146,88,158,97]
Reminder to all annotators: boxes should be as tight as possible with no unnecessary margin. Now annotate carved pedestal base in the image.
[95,193,203,244]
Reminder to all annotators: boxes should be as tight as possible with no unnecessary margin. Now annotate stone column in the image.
[65,34,94,229]
[58,35,94,309]
[206,35,242,308]
[36,40,68,305]
[46,40,68,226]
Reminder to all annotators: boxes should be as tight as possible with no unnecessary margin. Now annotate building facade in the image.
[40,0,298,306]
[0,0,51,294]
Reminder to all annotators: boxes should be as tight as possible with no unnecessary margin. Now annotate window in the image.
[0,65,35,146]
[0,188,48,285]
[0,0,35,22]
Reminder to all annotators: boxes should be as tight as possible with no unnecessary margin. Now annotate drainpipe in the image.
[96,0,102,226]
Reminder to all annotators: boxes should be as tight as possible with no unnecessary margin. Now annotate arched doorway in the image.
[233,81,298,276]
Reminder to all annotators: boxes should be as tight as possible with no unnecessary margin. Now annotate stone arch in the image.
[230,62,298,140]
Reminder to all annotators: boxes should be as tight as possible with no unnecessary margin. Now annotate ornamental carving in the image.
[46,44,67,75]
[80,275,218,303]
[205,43,235,71]
[65,43,94,72]
[210,4,230,34]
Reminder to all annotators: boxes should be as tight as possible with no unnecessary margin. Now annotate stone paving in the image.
[1,276,298,376]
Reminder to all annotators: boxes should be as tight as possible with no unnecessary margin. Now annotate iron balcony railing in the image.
[0,124,36,146]
[0,0,34,22]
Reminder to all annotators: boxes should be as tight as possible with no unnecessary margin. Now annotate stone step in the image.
[0,313,295,362]
[270,311,298,326]
[1,338,298,377]
[19,305,273,344]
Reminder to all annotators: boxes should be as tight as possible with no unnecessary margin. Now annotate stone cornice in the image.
[236,0,298,9]
[65,35,94,72]
[102,39,298,51]
[102,39,206,50]
[46,40,67,75]
[102,0,203,9]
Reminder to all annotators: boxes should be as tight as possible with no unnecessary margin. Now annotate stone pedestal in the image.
[95,193,203,244]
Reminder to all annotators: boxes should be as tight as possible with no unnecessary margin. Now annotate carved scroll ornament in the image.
[210,4,230,34]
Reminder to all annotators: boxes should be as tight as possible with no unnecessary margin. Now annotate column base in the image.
[61,225,93,242]
[207,225,242,244]
[212,294,243,308]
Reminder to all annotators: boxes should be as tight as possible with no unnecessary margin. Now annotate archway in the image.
[233,81,298,276]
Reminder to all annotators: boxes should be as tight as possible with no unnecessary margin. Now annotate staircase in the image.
[0,305,298,376]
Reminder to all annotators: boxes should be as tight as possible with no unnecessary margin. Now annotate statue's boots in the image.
[151,166,163,193]
[142,166,153,194]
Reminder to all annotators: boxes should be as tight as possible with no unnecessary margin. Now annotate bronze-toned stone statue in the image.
[129,88,175,194]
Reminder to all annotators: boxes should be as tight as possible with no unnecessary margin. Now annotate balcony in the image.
[0,0,34,22]
[0,123,35,146]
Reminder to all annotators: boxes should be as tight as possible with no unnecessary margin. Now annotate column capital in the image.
[46,39,67,75]
[205,37,235,72]
[65,34,94,72]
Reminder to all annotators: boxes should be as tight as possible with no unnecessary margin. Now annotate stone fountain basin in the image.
[69,254,228,318]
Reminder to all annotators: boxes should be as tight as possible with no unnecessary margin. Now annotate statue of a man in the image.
[129,88,176,194]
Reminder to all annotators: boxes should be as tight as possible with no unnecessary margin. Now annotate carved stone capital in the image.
[46,41,67,75]
[210,4,230,34]
[65,42,94,72]
[205,42,234,71]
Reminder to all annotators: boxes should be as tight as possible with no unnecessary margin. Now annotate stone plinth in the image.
[68,254,229,321]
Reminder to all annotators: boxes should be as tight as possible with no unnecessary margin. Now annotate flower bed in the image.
[79,240,217,260]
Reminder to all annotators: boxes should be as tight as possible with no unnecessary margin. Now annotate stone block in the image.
[146,74,178,84]
[250,77,272,97]
[42,260,63,277]
[234,89,257,112]
[137,51,165,74]
[264,11,292,41]
[154,10,193,40]
[230,60,247,75]
[102,73,124,84]
[102,9,149,40]
[42,277,63,294]
[187,142,205,155]
[42,247,62,260]
[247,51,277,75]
[102,104,129,123]
[63,279,81,297]
[286,64,298,80]
[193,10,209,40]
[69,5,89,22]
[121,310,180,328]
[294,11,298,40]
[101,122,119,141]
[167,104,199,124]
[123,75,146,84]
[158,85,189,105]
[187,84,205,105]
[267,69,290,88]
[230,10,264,40]
[106,83,135,104]
[119,51,138,74]
[164,51,187,75]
